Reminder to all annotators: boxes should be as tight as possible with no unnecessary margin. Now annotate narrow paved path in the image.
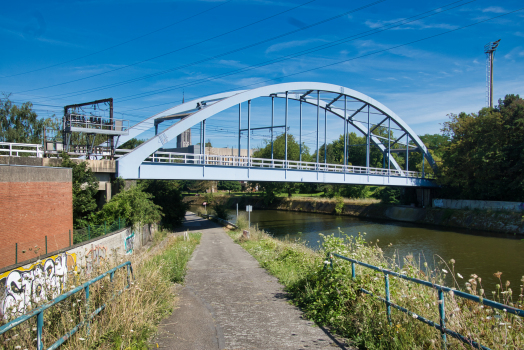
[152,212,351,350]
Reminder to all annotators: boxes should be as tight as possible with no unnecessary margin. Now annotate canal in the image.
[192,206,524,294]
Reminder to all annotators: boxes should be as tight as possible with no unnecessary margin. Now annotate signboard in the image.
[246,205,252,212]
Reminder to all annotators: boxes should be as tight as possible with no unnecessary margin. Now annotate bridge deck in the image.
[121,152,437,187]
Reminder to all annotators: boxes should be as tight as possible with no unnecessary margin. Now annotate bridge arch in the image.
[117,82,437,181]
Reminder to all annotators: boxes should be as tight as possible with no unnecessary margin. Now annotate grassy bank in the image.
[228,223,524,349]
[1,231,201,350]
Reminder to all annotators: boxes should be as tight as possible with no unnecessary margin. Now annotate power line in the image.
[120,5,522,115]
[15,0,319,94]
[116,0,474,104]
[1,0,234,79]
[48,0,471,105]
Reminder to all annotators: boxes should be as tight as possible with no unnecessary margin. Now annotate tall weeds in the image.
[229,227,524,349]
[1,232,201,350]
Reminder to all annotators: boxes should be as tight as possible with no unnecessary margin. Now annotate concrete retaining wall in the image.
[0,223,155,318]
[433,198,524,212]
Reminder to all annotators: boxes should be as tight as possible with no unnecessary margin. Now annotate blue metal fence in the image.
[325,252,524,350]
[0,261,134,350]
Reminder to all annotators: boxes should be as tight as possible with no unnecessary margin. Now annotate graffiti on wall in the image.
[125,232,135,255]
[85,244,107,275]
[0,253,76,318]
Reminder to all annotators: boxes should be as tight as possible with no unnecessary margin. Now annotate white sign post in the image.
[246,205,252,228]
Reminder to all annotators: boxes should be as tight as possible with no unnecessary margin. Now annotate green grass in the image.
[0,232,202,350]
[228,228,524,350]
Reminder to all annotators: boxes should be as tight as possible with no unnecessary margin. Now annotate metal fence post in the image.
[351,262,356,280]
[384,273,392,325]
[85,285,90,337]
[45,236,47,255]
[438,289,447,348]
[37,310,44,350]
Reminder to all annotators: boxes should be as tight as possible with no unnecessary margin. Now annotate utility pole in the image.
[484,39,501,108]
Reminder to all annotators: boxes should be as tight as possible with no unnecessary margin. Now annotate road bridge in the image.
[117,82,437,187]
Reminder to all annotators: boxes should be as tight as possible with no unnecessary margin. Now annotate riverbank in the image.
[225,224,524,350]
[184,195,524,235]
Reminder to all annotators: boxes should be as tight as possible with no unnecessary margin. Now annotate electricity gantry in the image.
[116,82,438,187]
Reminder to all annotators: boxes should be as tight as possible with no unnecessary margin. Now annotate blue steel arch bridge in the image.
[116,82,438,188]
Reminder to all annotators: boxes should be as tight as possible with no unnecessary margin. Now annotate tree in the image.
[313,131,389,168]
[218,181,241,193]
[94,184,163,227]
[253,133,312,161]
[205,139,212,147]
[0,95,46,143]
[118,138,145,149]
[60,153,99,228]
[439,94,524,201]
[140,180,187,228]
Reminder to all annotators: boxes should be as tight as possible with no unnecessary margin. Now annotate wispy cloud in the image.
[265,38,327,54]
[482,6,506,13]
[364,18,457,31]
[504,47,524,60]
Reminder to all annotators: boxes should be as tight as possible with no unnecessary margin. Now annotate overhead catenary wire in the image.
[13,0,321,95]
[63,0,473,110]
[118,5,522,115]
[115,0,476,105]
[0,0,234,79]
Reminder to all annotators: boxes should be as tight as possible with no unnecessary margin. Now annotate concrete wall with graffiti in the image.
[0,224,154,318]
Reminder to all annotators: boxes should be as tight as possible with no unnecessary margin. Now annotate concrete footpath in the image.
[152,212,352,350]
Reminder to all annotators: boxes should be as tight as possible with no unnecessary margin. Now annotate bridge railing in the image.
[324,252,524,350]
[0,261,133,350]
[0,142,44,158]
[142,151,431,179]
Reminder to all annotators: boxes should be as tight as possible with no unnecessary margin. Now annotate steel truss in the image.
[117,82,437,185]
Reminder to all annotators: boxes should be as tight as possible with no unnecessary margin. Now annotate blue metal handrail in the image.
[325,252,524,350]
[0,261,134,350]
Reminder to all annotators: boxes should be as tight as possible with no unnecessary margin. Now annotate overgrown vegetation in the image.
[140,180,188,229]
[439,94,524,201]
[0,231,201,350]
[228,227,524,349]
[60,153,99,228]
[93,183,163,227]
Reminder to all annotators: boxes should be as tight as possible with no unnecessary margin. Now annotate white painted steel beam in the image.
[117,82,437,180]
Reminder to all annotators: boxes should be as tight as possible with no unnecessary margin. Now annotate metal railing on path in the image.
[0,262,134,350]
[324,252,524,350]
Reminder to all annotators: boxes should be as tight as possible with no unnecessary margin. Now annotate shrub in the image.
[334,196,344,214]
[212,202,230,221]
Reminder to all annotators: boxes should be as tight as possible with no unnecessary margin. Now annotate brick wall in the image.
[0,165,73,269]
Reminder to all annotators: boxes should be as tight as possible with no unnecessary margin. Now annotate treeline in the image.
[3,94,523,212]
[249,94,524,203]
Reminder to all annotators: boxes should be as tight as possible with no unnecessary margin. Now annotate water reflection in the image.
[191,206,524,294]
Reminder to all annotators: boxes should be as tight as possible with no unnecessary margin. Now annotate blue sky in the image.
[1,0,523,149]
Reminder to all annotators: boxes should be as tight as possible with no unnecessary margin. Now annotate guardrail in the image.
[65,116,130,134]
[0,262,134,350]
[0,142,43,157]
[324,252,524,350]
[199,213,239,229]
[0,143,434,179]
[142,152,432,179]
